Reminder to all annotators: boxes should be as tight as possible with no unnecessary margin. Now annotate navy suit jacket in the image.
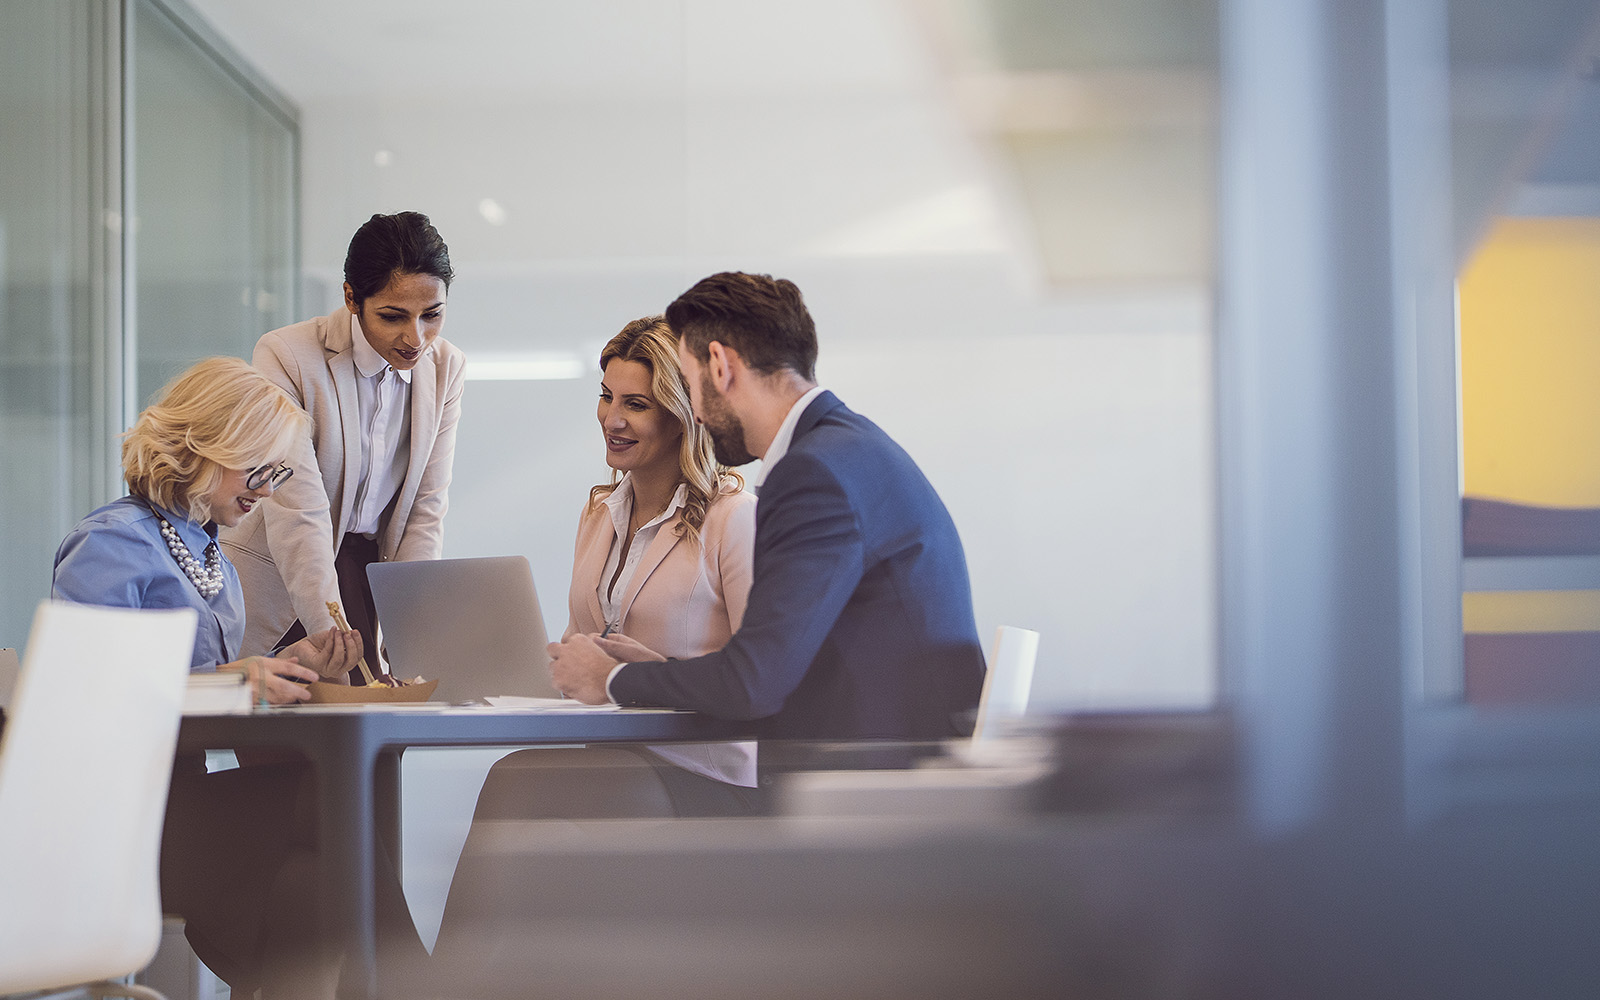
[610,391,986,741]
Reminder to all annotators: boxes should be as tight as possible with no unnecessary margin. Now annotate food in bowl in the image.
[309,600,436,702]
[305,677,439,704]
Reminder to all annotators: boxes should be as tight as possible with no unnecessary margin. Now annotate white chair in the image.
[0,600,197,1000]
[971,625,1041,743]
[0,646,19,717]
[775,625,1045,817]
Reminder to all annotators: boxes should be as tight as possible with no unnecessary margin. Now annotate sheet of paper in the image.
[484,695,622,712]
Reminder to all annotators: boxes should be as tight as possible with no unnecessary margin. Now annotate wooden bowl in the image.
[305,678,439,704]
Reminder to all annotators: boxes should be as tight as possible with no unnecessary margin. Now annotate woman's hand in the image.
[221,655,318,705]
[593,631,666,664]
[283,626,364,679]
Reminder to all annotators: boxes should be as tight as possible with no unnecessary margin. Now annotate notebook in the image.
[367,555,559,703]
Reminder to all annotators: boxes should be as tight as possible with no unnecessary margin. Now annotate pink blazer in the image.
[564,480,756,658]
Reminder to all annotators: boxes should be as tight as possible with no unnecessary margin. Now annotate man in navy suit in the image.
[549,272,985,744]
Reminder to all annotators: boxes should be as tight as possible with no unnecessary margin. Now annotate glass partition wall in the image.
[130,0,297,407]
[0,0,297,652]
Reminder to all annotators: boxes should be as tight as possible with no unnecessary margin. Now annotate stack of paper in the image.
[183,671,252,715]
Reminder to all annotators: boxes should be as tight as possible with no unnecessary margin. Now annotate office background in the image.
[1,0,1218,715]
[8,3,1600,995]
[5,0,1600,832]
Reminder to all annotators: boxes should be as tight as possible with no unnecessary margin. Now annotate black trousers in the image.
[333,533,382,682]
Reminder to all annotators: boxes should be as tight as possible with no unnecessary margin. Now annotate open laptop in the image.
[367,555,559,703]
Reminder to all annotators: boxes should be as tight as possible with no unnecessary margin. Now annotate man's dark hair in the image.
[343,211,455,305]
[665,272,818,381]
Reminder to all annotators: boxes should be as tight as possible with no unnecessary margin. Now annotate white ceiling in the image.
[185,0,940,104]
[180,0,1014,274]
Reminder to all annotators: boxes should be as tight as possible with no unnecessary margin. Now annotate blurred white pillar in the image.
[1217,0,1407,832]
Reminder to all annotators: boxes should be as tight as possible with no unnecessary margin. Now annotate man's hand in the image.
[547,633,626,704]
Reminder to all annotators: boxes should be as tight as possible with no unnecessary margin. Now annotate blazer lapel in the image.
[575,516,612,632]
[617,519,684,626]
[325,312,363,542]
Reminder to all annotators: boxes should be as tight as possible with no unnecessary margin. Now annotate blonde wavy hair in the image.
[122,356,309,524]
[590,316,742,541]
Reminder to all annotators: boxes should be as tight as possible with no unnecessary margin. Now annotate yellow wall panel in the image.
[1458,216,1600,506]
[1463,590,1600,633]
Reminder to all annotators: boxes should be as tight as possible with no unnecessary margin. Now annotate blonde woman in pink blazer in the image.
[480,316,758,818]
[569,315,758,807]
[566,319,754,671]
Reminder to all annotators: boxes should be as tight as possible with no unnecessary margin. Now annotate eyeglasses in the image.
[245,463,295,491]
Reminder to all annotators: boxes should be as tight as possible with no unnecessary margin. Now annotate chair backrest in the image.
[0,600,196,995]
[971,625,1040,743]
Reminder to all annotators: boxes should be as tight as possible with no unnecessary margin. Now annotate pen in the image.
[600,622,616,638]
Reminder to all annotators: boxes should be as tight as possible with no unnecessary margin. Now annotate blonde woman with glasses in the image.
[50,356,395,999]
[52,355,360,692]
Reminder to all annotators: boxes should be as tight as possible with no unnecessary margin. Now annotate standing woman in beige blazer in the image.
[222,212,465,676]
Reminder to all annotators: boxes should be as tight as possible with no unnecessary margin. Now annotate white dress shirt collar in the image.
[350,311,414,384]
[752,385,825,489]
[600,474,688,536]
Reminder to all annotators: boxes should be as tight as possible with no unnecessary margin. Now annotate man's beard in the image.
[698,371,757,466]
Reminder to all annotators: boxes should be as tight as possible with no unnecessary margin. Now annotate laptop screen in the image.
[367,555,559,703]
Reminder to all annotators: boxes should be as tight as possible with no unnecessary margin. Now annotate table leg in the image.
[317,720,378,1000]
[376,750,402,871]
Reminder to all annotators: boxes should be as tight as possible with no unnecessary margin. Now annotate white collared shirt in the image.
[597,475,689,632]
[348,311,415,537]
[751,385,825,490]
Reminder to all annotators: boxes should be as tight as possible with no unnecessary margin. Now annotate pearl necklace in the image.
[152,508,225,599]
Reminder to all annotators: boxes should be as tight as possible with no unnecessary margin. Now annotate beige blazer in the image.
[221,308,466,657]
[564,480,757,656]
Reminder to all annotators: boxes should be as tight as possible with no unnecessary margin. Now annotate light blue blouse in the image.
[52,496,245,671]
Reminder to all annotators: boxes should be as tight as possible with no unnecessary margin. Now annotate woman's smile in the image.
[203,466,279,526]
[597,359,682,478]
